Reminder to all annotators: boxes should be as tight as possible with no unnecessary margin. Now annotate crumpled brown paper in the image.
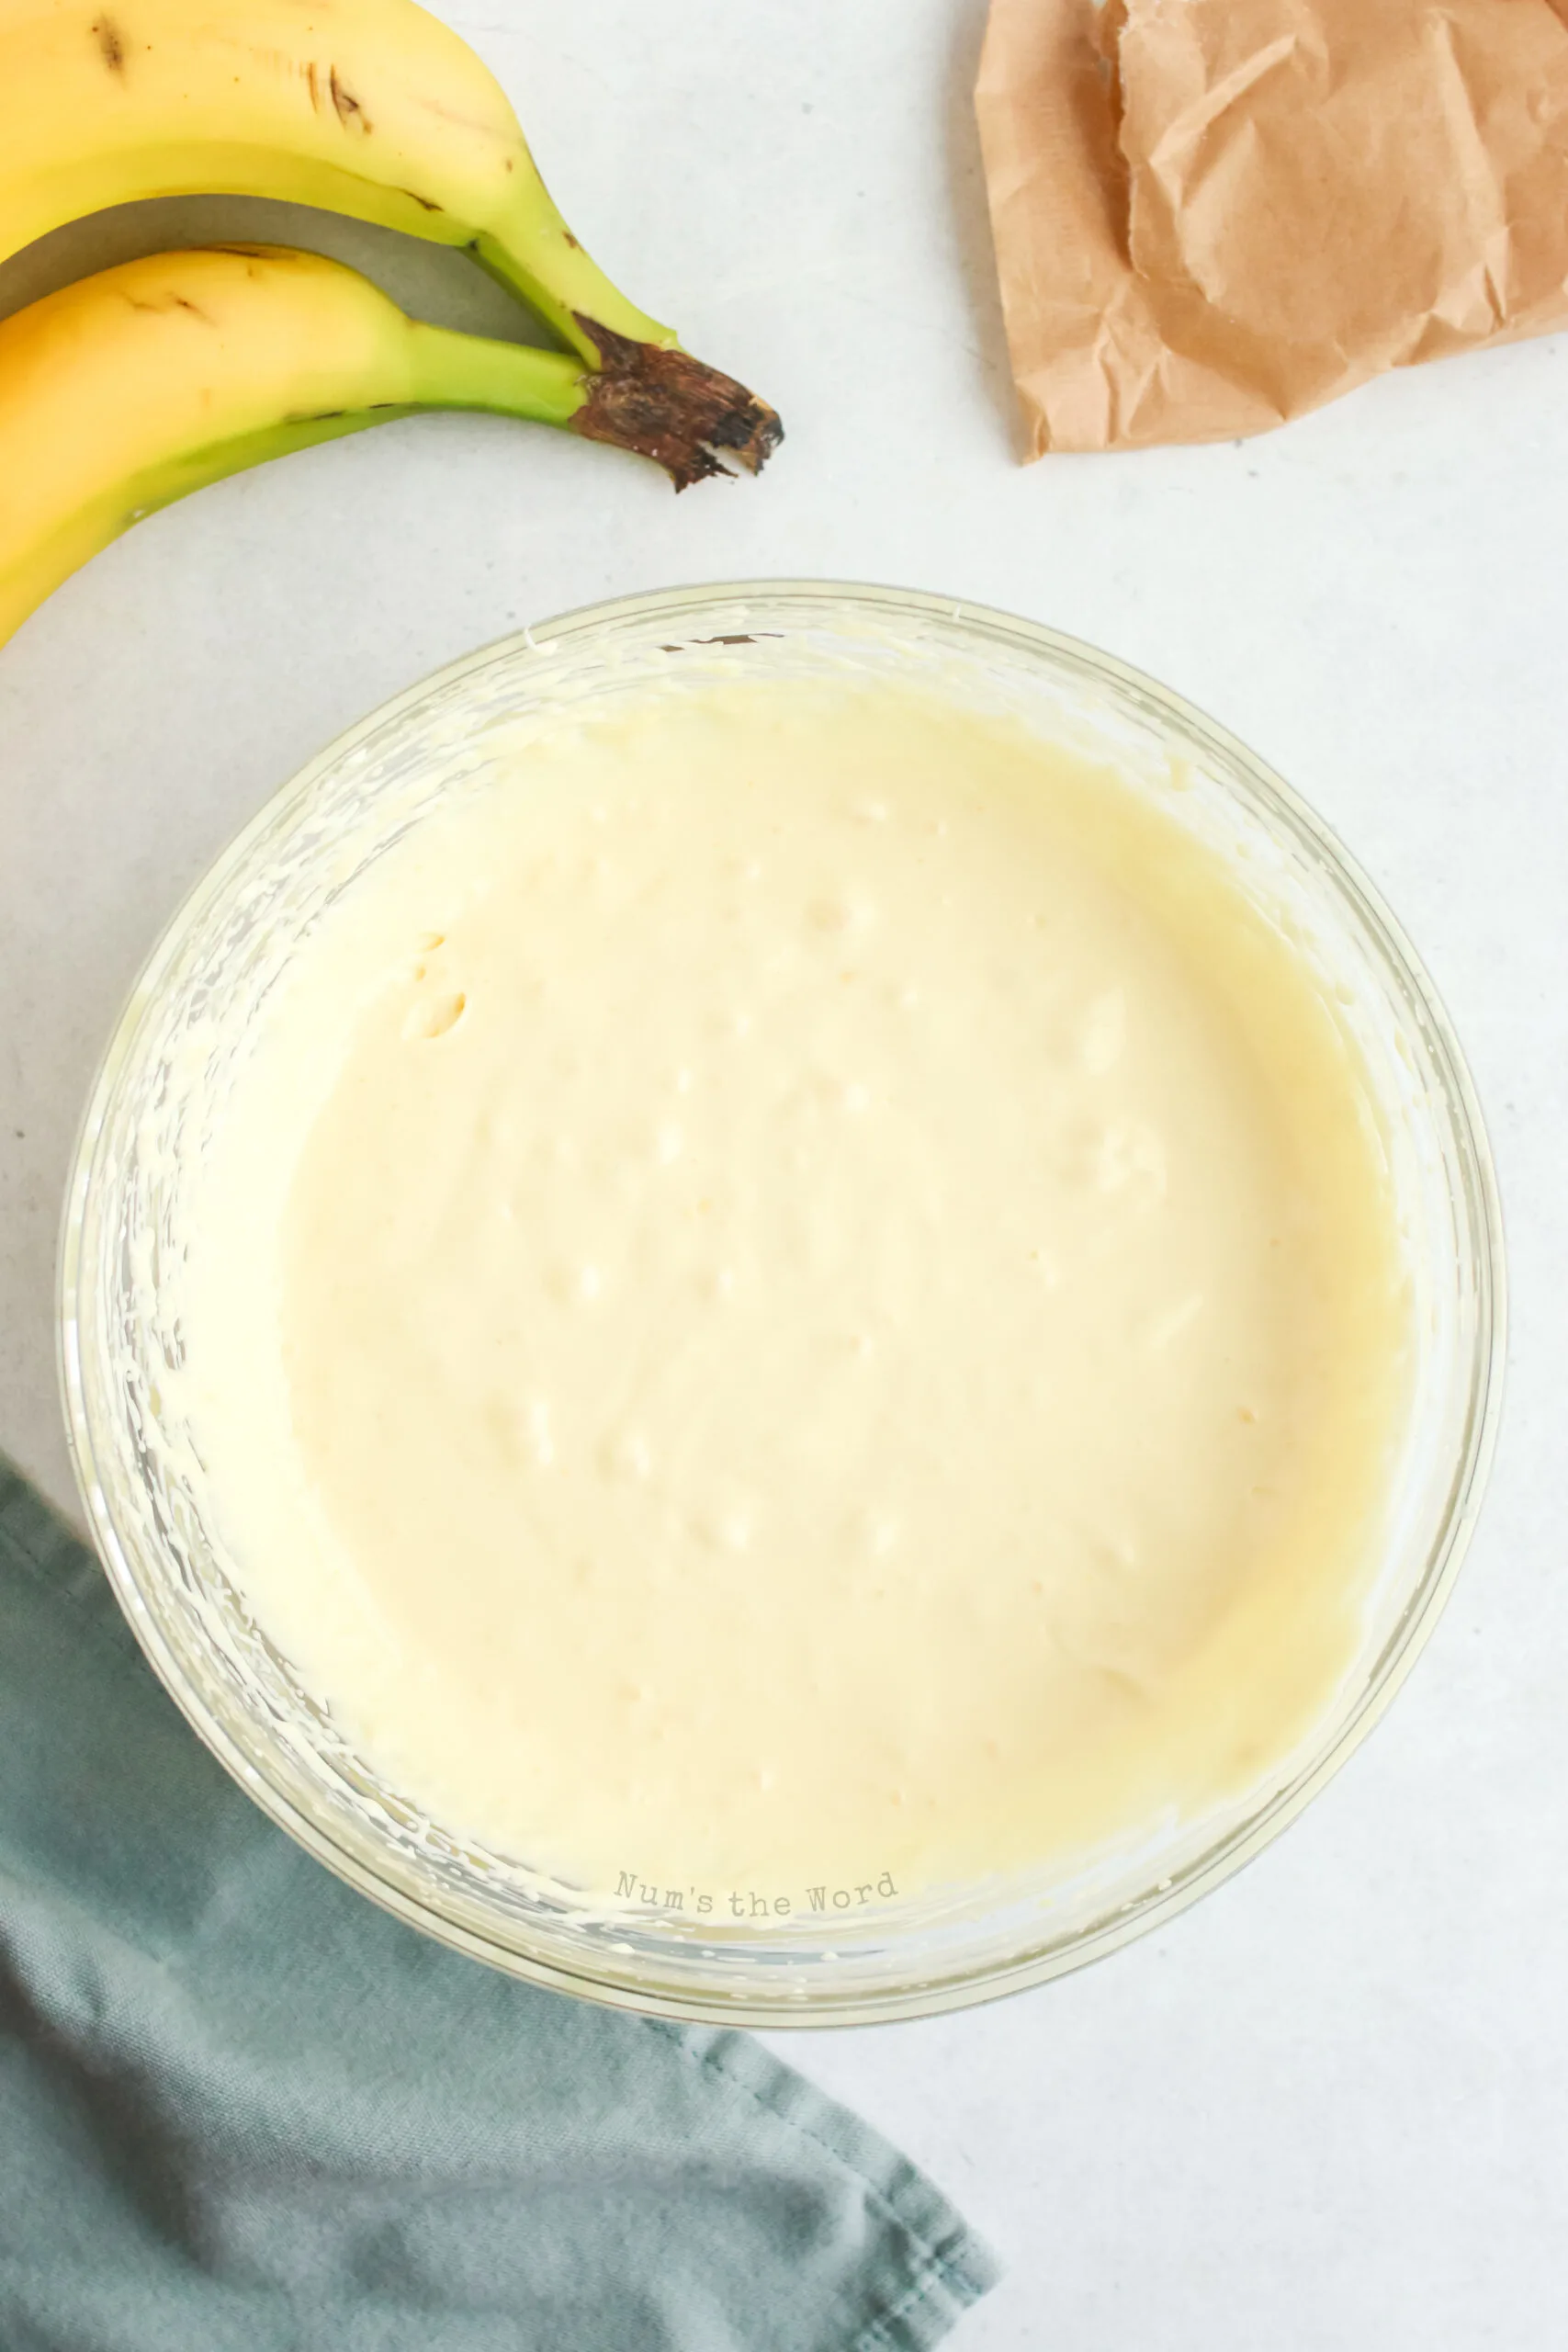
[976,0,1568,453]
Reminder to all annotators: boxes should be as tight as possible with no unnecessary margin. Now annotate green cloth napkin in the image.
[0,1455,999,2351]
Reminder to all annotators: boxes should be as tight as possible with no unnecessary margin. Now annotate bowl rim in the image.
[57,578,1508,2027]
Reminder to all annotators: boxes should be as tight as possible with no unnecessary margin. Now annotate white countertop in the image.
[3,5,1565,2344]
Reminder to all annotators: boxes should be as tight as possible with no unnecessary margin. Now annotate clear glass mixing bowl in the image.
[58,583,1505,2026]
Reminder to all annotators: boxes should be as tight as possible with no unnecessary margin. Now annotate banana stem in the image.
[469,208,678,368]
[408,319,783,492]
[405,324,590,426]
[463,209,784,491]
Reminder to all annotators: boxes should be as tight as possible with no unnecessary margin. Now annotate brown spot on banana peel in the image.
[329,67,370,131]
[93,17,124,71]
[122,292,215,322]
[571,319,782,492]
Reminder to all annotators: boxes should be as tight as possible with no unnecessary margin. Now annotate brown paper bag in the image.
[976,0,1568,453]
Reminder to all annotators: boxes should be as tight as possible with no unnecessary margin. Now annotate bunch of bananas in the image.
[0,0,780,650]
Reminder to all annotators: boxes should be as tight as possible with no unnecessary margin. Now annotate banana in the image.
[0,243,723,649]
[0,0,779,470]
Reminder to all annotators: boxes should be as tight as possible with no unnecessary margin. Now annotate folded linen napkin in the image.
[0,1454,999,2351]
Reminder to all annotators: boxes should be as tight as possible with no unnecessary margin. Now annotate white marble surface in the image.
[3,4,1565,2344]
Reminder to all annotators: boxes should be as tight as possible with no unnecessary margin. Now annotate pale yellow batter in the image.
[181,679,1409,1905]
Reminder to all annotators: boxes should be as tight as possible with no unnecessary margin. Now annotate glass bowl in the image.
[58,582,1505,2027]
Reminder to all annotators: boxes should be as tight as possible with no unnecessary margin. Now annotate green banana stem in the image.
[404,324,589,424]
[405,322,781,489]
[470,204,678,366]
